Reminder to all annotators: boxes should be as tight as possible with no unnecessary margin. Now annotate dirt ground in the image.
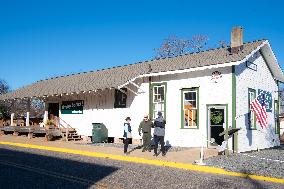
[0,134,218,164]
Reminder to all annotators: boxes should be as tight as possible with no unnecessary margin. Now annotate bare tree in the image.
[0,79,9,95]
[188,34,209,52]
[155,35,190,58]
[155,34,209,58]
[218,40,229,48]
[30,99,45,116]
[0,100,12,119]
[0,79,44,119]
[0,98,44,119]
[0,79,10,118]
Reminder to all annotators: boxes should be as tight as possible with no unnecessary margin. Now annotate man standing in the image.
[138,114,153,152]
[153,112,166,156]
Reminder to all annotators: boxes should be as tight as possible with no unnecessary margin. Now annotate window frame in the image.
[181,88,199,129]
[114,88,127,108]
[248,88,257,130]
[149,82,167,120]
[274,100,280,134]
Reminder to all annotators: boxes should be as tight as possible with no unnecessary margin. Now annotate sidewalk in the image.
[1,134,284,185]
[0,135,218,164]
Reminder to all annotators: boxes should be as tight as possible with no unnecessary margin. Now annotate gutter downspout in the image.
[232,66,238,153]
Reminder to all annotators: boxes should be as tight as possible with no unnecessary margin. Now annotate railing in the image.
[57,117,78,141]
[56,117,75,130]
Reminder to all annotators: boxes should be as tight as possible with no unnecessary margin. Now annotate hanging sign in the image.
[246,61,257,71]
[211,71,222,83]
[61,100,84,114]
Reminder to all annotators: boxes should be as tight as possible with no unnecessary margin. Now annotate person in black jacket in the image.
[123,117,132,155]
[153,112,166,156]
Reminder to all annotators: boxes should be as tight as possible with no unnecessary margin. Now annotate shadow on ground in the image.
[239,169,266,189]
[197,171,269,189]
[127,144,172,157]
[0,147,119,189]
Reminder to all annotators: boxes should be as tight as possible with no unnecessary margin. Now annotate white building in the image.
[1,27,283,152]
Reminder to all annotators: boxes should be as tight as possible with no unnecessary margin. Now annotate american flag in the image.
[250,93,268,128]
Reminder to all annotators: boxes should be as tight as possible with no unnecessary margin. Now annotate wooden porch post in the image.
[26,98,30,126]
[26,112,30,126]
[10,100,15,126]
[43,101,48,125]
[10,113,14,126]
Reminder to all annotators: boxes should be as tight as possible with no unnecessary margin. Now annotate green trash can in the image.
[92,123,108,143]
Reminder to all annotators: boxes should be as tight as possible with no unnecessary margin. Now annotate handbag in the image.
[127,132,132,138]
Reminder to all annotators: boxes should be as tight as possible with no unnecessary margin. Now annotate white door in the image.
[152,84,166,119]
[207,105,226,146]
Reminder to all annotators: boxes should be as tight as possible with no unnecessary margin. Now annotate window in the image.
[248,88,256,129]
[181,88,199,129]
[274,100,280,134]
[114,88,127,108]
[150,83,166,119]
[153,85,165,103]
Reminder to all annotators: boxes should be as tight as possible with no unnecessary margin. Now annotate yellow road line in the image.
[0,141,283,184]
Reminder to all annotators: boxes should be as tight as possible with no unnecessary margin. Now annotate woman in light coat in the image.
[123,117,132,155]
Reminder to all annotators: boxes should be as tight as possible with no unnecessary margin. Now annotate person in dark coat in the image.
[123,117,132,155]
[153,112,166,156]
[138,114,153,152]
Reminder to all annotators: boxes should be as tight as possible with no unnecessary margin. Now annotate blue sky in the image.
[0,0,283,90]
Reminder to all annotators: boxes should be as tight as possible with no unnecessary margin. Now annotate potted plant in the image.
[45,119,54,130]
[45,119,55,141]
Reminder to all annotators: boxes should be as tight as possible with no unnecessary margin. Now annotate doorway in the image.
[150,83,166,119]
[48,103,59,119]
[207,105,227,147]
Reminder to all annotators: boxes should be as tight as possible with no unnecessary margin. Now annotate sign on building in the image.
[246,61,257,71]
[211,71,222,83]
[61,100,84,114]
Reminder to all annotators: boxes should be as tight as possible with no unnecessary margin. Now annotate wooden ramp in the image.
[0,117,82,142]
[0,125,46,139]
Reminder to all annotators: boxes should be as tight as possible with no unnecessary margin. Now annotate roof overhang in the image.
[259,41,284,83]
[1,40,283,100]
[119,40,284,88]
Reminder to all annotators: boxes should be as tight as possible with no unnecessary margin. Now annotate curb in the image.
[0,141,283,184]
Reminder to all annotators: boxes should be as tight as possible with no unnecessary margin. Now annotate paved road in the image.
[0,145,282,189]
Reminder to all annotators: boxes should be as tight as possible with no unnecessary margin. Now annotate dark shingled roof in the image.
[0,40,266,100]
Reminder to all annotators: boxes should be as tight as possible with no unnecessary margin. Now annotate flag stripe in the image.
[251,101,264,123]
[251,102,265,128]
[252,101,266,125]
[251,103,262,125]
[250,95,268,129]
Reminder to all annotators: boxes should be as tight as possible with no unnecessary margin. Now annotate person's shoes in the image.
[162,153,166,157]
[142,149,146,152]
[153,153,158,157]
[124,152,129,156]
